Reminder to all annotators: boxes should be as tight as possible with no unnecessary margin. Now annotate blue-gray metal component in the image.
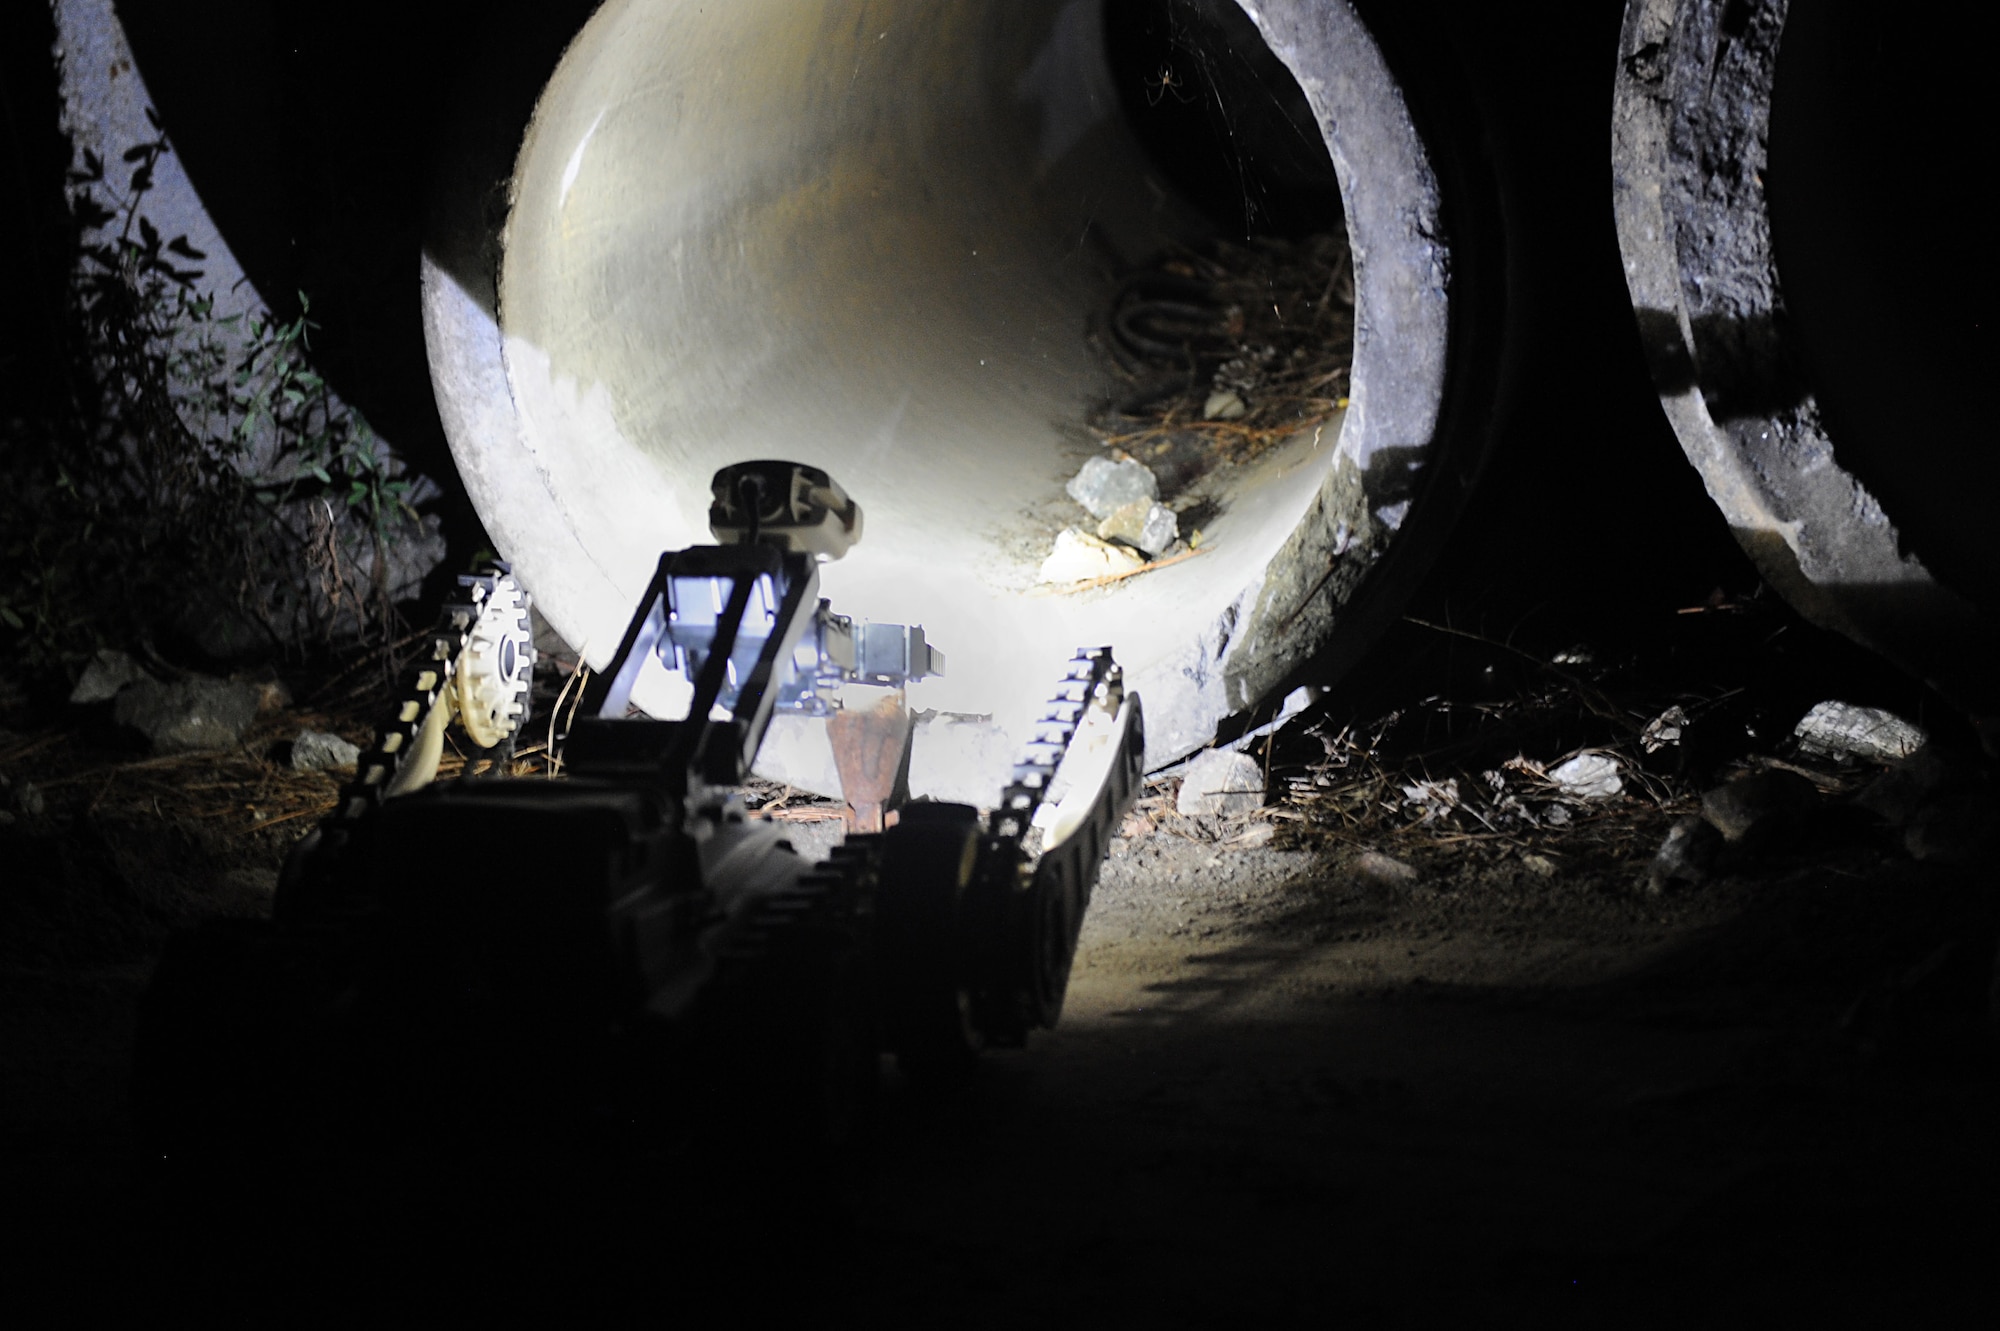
[664,591,944,715]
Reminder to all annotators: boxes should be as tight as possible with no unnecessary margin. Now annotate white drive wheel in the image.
[453,576,535,750]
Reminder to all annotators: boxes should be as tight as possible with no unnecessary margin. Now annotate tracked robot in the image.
[135,462,1144,1163]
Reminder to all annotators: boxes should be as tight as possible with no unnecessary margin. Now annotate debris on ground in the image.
[1548,752,1623,800]
[1040,231,1357,589]
[1089,232,1354,458]
[1351,849,1419,886]
[1038,527,1146,585]
[1226,822,1277,850]
[1639,705,1687,753]
[1399,777,1462,824]
[290,729,361,773]
[1176,748,1265,817]
[1041,456,1183,586]
[112,676,266,753]
[1202,389,1246,421]
[1096,498,1178,557]
[1252,601,1995,901]
[1793,700,1927,763]
[68,649,154,705]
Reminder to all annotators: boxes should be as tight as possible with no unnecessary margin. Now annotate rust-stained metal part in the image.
[828,690,913,833]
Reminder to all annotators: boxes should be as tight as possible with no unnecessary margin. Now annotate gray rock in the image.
[1794,701,1926,764]
[16,781,46,819]
[1175,748,1265,817]
[1353,850,1419,886]
[1097,499,1179,557]
[1065,455,1159,520]
[291,729,361,772]
[113,677,263,754]
[1700,769,1819,842]
[1645,815,1723,895]
[68,649,154,704]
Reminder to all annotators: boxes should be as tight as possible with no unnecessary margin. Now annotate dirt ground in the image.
[3,779,1994,1322]
[2,627,1996,1322]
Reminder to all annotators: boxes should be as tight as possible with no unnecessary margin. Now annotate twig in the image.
[1034,544,1210,596]
[546,663,590,778]
[1416,830,1532,847]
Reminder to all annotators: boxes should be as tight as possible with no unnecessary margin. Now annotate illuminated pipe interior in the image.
[423,0,1449,797]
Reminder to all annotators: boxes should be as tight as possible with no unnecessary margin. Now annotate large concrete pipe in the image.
[421,0,1494,798]
[1613,0,1998,742]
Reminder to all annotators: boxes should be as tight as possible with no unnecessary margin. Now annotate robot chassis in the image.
[135,462,1145,1161]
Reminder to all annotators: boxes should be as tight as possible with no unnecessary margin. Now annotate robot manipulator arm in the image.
[569,463,944,787]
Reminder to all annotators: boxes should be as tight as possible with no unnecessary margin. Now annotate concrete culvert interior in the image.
[423,0,1453,798]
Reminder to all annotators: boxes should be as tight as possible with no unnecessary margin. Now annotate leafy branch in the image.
[0,111,425,675]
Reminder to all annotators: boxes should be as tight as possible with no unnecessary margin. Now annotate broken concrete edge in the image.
[1217,0,1506,753]
[1611,0,2000,745]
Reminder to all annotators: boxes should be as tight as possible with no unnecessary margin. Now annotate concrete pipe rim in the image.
[421,0,1472,799]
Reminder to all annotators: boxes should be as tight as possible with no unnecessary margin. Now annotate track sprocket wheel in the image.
[452,575,535,749]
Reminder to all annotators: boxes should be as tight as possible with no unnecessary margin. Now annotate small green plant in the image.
[0,111,429,676]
